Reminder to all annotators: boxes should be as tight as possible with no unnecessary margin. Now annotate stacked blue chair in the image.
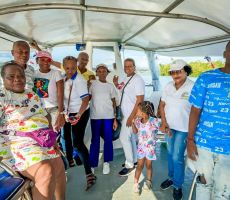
[0,157,32,200]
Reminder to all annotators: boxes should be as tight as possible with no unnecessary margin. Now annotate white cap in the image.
[169,59,188,72]
[95,63,110,72]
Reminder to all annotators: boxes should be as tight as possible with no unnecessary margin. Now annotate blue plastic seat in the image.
[0,167,24,200]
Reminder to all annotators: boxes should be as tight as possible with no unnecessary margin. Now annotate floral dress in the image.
[0,88,59,171]
[135,117,159,160]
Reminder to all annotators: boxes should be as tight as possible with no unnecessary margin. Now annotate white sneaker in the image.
[91,168,95,174]
[103,162,110,175]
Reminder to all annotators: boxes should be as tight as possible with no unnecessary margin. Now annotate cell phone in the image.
[69,116,76,121]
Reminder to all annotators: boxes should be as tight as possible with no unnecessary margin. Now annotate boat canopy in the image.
[0,0,230,56]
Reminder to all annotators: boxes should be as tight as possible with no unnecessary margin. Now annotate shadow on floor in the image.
[66,144,195,200]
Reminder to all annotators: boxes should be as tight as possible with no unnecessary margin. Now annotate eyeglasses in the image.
[169,70,183,75]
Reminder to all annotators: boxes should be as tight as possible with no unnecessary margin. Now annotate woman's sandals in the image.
[85,173,97,191]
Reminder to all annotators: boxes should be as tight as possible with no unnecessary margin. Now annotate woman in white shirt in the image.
[62,56,96,191]
[159,59,194,200]
[33,51,65,131]
[113,58,145,177]
[89,64,117,175]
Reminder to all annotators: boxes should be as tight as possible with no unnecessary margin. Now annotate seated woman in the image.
[0,61,66,200]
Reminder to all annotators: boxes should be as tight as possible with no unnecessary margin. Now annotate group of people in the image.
[0,39,229,200]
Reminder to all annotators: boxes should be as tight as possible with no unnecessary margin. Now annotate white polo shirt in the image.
[89,80,116,119]
[161,78,194,132]
[121,74,145,117]
[64,72,89,114]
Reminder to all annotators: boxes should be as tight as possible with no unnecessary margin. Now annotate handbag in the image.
[16,128,57,148]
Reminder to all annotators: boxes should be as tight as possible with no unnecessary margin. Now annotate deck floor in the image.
[65,144,195,200]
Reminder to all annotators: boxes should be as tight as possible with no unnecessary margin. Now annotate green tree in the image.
[160,61,224,77]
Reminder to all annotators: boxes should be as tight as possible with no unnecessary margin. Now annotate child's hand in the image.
[126,116,133,127]
[113,118,118,130]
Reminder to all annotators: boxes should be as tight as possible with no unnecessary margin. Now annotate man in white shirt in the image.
[0,41,34,90]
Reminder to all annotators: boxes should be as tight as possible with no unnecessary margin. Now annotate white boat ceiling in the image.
[0,0,230,56]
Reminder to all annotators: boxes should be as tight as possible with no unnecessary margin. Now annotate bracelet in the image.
[58,111,66,115]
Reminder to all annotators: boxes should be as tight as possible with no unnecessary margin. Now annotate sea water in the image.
[143,74,197,100]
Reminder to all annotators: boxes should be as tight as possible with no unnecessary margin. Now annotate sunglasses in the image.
[169,69,183,75]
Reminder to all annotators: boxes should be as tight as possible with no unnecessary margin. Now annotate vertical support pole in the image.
[145,50,160,91]
[113,43,123,77]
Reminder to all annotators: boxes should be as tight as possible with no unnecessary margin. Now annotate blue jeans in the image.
[166,129,187,188]
[193,148,230,200]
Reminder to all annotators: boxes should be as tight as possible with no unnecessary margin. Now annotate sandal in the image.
[68,160,75,168]
[85,173,97,191]
[143,179,152,190]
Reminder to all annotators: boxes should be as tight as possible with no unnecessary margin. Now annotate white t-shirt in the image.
[0,64,34,90]
[33,69,63,108]
[89,80,116,119]
[161,78,194,132]
[121,74,145,117]
[64,72,89,113]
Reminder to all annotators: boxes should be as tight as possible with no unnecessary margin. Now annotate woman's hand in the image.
[113,118,118,130]
[131,119,138,134]
[53,142,61,155]
[54,114,65,132]
[187,140,198,161]
[160,123,172,137]
[68,114,81,125]
[126,116,133,127]
[29,40,41,51]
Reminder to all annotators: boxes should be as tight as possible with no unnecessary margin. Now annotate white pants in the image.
[119,117,137,168]
[193,148,230,200]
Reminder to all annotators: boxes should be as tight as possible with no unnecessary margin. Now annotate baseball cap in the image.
[95,63,110,73]
[36,51,52,60]
[169,59,188,71]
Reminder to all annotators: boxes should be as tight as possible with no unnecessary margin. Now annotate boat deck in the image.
[65,144,195,200]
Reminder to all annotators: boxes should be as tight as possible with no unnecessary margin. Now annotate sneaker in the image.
[173,188,183,200]
[118,167,135,176]
[160,179,173,190]
[103,162,110,175]
[91,168,95,174]
[133,183,140,195]
[143,180,152,190]
[122,162,138,168]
